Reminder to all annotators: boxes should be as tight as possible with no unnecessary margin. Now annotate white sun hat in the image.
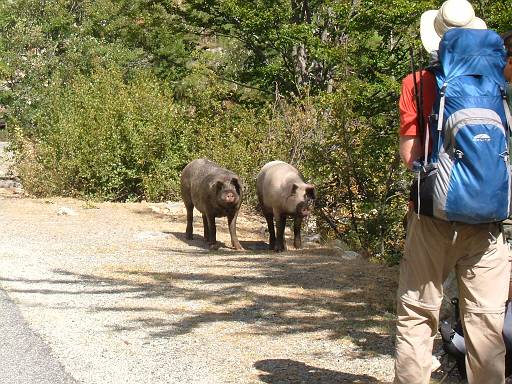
[420,0,486,53]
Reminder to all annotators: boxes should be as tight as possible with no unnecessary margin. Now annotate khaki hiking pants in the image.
[394,212,510,384]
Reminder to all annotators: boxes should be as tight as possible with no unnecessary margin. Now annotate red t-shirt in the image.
[399,70,436,137]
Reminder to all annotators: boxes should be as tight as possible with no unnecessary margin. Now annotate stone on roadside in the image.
[134,231,169,241]
[0,179,21,189]
[328,239,350,251]
[431,354,441,372]
[303,234,321,243]
[341,251,361,260]
[57,207,78,216]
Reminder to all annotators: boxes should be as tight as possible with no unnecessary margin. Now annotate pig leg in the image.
[275,214,287,252]
[293,216,303,249]
[202,214,209,242]
[227,212,244,250]
[185,203,194,240]
[206,214,220,250]
[263,212,276,250]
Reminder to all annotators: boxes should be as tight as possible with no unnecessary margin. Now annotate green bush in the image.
[12,66,192,201]
[301,86,408,263]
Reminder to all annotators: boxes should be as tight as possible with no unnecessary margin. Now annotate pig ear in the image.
[290,183,299,195]
[231,177,241,195]
[306,185,316,200]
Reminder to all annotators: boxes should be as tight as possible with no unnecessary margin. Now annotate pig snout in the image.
[223,191,237,204]
[296,201,312,218]
[300,206,310,217]
[219,188,239,207]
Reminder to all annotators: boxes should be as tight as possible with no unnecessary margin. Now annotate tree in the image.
[176,0,354,95]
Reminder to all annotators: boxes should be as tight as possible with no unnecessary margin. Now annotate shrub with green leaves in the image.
[301,85,408,263]
[12,66,192,201]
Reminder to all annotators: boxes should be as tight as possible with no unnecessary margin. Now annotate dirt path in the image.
[0,189,409,383]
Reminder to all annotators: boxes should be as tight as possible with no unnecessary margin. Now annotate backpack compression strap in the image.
[435,83,448,160]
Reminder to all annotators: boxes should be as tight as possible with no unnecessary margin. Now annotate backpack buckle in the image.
[500,86,507,100]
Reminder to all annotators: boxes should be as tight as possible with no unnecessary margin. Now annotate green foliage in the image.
[178,0,350,95]
[300,86,408,262]
[12,66,192,201]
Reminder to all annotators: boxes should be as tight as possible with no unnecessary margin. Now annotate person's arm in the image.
[399,136,423,170]
[399,74,423,169]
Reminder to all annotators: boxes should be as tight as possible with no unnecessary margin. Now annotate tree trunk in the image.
[290,0,311,89]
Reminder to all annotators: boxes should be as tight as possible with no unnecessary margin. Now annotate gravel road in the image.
[0,289,76,384]
[0,188,404,384]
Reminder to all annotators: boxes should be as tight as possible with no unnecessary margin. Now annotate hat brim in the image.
[420,10,441,54]
[420,9,486,53]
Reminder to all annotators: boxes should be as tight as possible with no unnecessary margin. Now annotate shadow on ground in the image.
[136,203,269,248]
[254,359,382,383]
[165,231,268,251]
[0,245,398,357]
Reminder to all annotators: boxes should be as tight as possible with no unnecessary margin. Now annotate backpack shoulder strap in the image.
[502,86,512,132]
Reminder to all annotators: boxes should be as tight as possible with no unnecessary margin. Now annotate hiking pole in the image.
[409,47,421,138]
[409,46,426,217]
[409,46,426,151]
[418,48,427,163]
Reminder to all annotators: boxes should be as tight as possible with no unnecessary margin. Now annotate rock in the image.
[340,251,361,260]
[303,234,321,243]
[133,231,169,241]
[431,354,441,372]
[57,207,78,216]
[328,239,350,251]
[0,179,21,189]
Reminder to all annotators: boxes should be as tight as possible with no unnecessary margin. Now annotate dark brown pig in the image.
[256,161,316,252]
[181,158,244,250]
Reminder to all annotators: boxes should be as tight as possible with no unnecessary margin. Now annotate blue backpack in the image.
[412,28,512,224]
